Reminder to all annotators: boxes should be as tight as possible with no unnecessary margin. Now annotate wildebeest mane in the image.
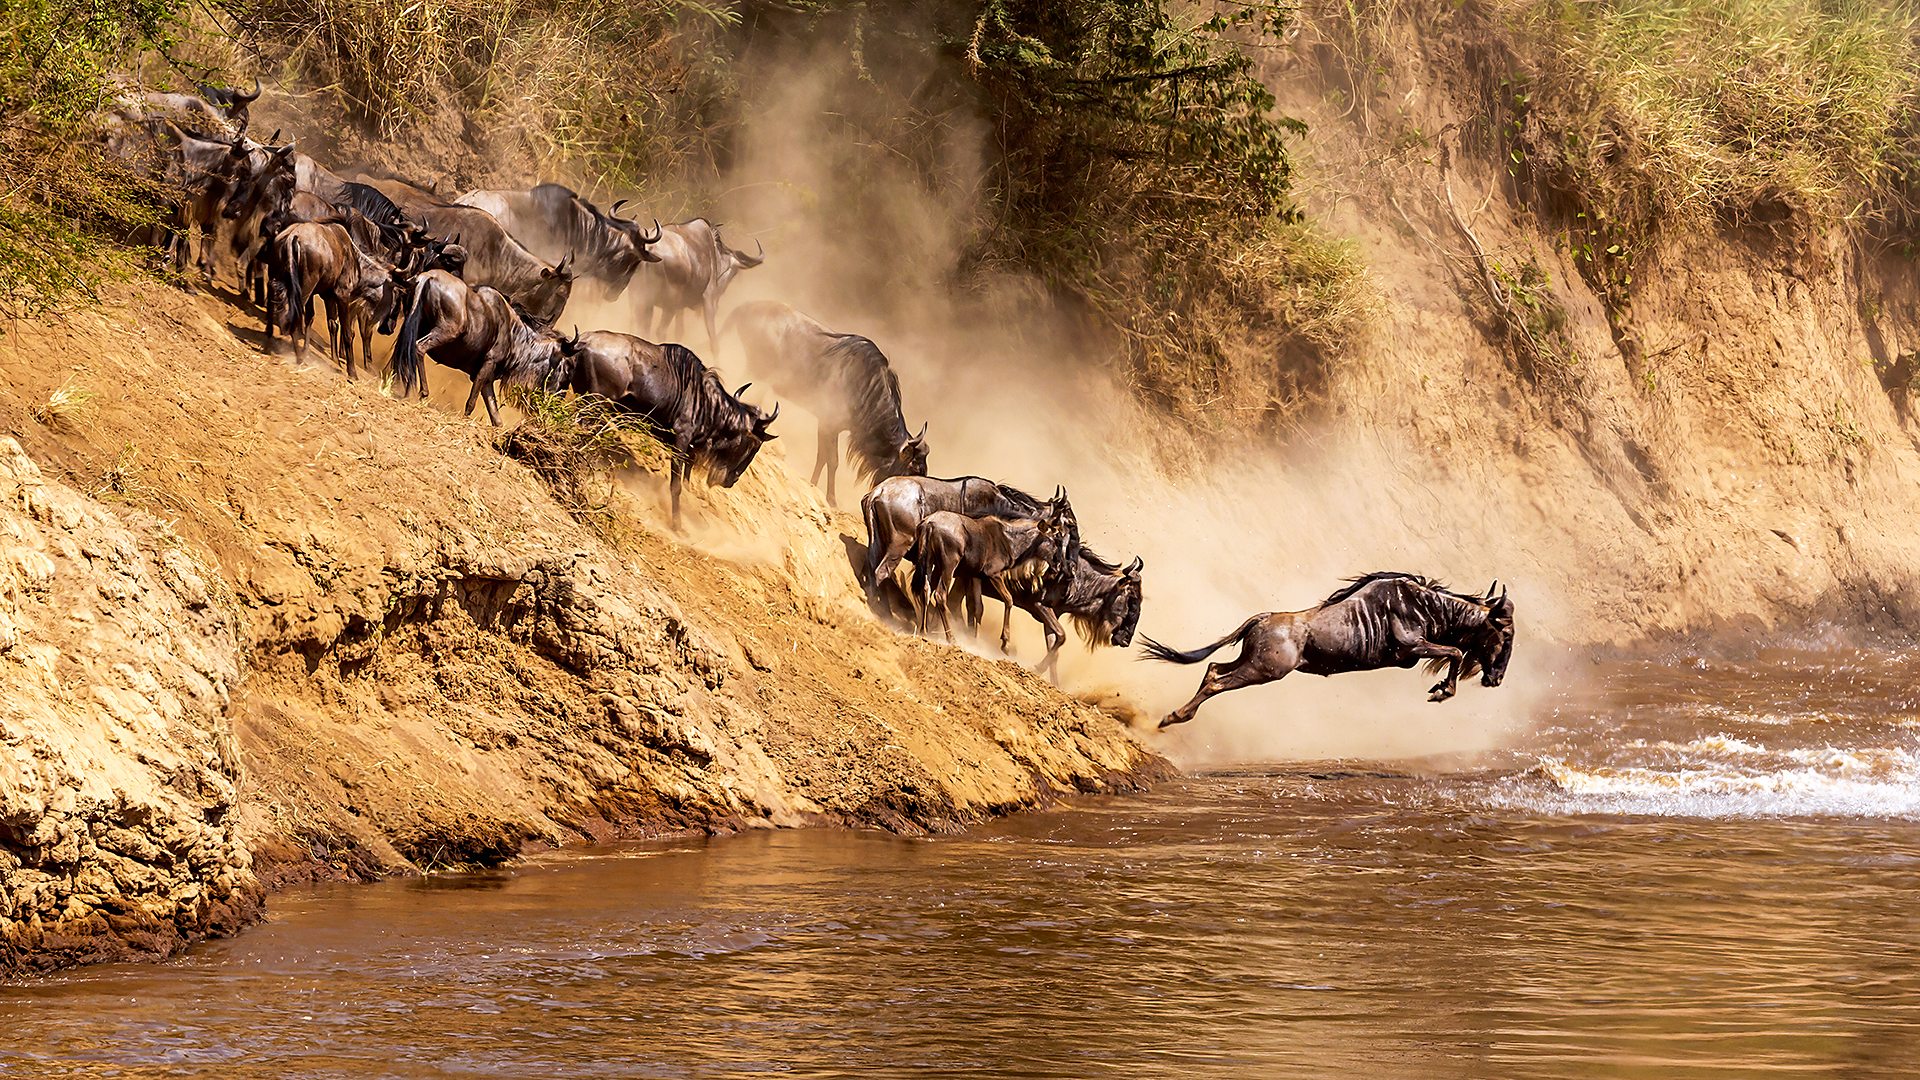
[646,344,754,466]
[1322,571,1461,607]
[827,333,913,483]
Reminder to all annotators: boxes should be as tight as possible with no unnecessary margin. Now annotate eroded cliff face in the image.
[1252,22,1920,644]
[0,284,1165,974]
[0,439,258,972]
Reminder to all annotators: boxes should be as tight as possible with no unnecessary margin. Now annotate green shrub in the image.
[0,0,183,316]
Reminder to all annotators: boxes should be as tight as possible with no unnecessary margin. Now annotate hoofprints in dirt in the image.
[0,282,1167,976]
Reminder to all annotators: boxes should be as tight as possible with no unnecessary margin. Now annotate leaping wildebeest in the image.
[566,330,779,527]
[907,511,1066,649]
[629,218,763,348]
[456,184,662,302]
[391,270,576,426]
[727,300,928,505]
[1142,573,1516,729]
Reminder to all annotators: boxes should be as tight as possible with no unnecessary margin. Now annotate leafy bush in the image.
[0,0,182,316]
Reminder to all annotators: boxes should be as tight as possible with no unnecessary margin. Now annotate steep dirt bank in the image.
[1251,11,1920,641]
[0,280,1164,974]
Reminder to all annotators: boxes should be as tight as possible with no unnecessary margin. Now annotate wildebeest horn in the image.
[1500,582,1509,600]
[643,218,662,244]
[1486,579,1500,600]
[610,198,628,217]
[1126,556,1143,575]
[239,77,262,102]
[761,401,780,426]
[734,237,766,267]
[734,382,751,398]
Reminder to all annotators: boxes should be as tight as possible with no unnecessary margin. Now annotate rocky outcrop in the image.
[0,439,259,973]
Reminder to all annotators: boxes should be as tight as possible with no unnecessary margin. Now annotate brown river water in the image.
[5,647,1920,1078]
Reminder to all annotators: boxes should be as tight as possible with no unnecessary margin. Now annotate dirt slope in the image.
[1261,16,1920,642]
[0,280,1163,973]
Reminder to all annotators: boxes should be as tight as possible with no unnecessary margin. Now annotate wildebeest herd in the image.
[97,79,1518,729]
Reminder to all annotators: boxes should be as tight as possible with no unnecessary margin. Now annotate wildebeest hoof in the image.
[1156,714,1183,730]
[1427,687,1453,702]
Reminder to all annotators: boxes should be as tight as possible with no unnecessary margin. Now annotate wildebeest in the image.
[907,512,1064,648]
[727,301,928,504]
[366,178,575,325]
[566,330,778,527]
[269,221,396,377]
[1142,573,1517,729]
[153,123,252,278]
[1002,548,1144,681]
[629,218,763,347]
[392,270,575,426]
[456,185,661,301]
[860,474,1073,596]
[195,78,262,132]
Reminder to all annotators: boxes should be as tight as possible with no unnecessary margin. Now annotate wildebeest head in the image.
[713,230,765,292]
[889,421,930,480]
[197,77,262,131]
[223,146,295,221]
[1102,556,1145,647]
[521,250,574,325]
[1478,582,1516,687]
[699,380,779,488]
[593,203,662,301]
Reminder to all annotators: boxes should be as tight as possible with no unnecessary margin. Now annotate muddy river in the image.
[5,648,1919,1078]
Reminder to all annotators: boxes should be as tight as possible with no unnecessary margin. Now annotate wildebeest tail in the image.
[1139,615,1261,664]
[271,230,302,338]
[392,274,430,397]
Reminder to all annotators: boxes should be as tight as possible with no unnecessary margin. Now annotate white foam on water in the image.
[1482,739,1920,820]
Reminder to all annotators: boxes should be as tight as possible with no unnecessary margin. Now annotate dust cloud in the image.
[569,36,1579,767]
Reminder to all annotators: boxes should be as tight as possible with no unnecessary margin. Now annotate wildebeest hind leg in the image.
[1160,652,1286,730]
[811,427,839,504]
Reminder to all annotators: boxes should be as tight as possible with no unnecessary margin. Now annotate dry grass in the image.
[243,0,732,187]
[495,388,668,540]
[31,379,99,428]
[1489,0,1920,234]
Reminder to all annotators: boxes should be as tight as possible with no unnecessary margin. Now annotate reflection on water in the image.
[4,651,1919,1078]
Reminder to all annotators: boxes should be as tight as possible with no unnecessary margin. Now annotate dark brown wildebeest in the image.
[1001,548,1144,681]
[860,475,1072,596]
[1142,573,1517,729]
[365,178,575,325]
[392,270,575,426]
[628,218,763,347]
[166,138,247,278]
[907,511,1065,648]
[727,301,928,505]
[456,185,661,301]
[566,330,778,527]
[194,78,262,132]
[269,221,396,377]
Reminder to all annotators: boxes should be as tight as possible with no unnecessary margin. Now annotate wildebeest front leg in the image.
[1404,637,1466,701]
[668,455,686,529]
